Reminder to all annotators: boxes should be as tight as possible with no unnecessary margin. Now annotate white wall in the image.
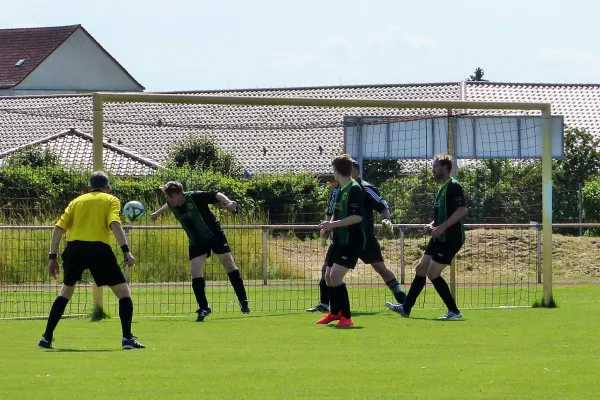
[15,28,143,92]
[0,89,79,96]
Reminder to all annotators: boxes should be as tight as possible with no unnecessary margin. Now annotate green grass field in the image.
[1,285,599,399]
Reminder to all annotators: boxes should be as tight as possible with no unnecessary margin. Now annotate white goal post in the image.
[91,92,556,314]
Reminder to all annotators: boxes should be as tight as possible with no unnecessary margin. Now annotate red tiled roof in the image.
[0,25,79,89]
[0,24,144,90]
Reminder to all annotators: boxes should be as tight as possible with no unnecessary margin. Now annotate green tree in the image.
[555,127,600,186]
[168,137,241,176]
[554,126,600,223]
[467,67,487,82]
[5,147,60,168]
[362,159,405,187]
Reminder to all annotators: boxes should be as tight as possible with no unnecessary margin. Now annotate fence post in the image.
[262,226,268,285]
[400,229,405,284]
[579,183,583,237]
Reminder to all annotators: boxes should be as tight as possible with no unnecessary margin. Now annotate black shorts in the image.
[189,231,231,260]
[359,237,384,264]
[424,239,463,265]
[325,243,361,269]
[61,241,126,287]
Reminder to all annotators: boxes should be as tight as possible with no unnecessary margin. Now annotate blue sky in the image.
[2,0,598,91]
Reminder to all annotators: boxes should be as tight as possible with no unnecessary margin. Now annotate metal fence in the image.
[9,222,600,319]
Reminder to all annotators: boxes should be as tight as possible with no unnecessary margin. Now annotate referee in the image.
[38,171,145,350]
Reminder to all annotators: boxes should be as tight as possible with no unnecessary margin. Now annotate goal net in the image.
[0,93,560,319]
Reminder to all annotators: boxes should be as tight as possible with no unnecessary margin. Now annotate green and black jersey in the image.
[327,179,388,239]
[434,178,466,244]
[332,180,365,247]
[170,191,222,245]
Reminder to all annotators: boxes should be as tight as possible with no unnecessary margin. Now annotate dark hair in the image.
[351,159,360,171]
[434,154,453,173]
[332,154,353,177]
[88,171,109,190]
[161,181,184,196]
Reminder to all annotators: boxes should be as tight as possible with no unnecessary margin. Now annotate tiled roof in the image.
[465,82,600,136]
[0,81,599,176]
[0,128,161,176]
[0,24,145,90]
[0,25,79,89]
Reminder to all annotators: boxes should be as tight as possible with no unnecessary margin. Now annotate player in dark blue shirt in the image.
[308,160,406,313]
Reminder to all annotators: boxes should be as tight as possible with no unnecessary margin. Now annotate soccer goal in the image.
[0,92,562,319]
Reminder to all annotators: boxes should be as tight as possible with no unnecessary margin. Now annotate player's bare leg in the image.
[217,252,250,313]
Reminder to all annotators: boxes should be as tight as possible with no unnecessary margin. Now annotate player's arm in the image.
[108,198,135,266]
[47,227,64,279]
[48,203,72,279]
[322,186,363,229]
[321,188,337,235]
[365,186,392,221]
[215,192,237,211]
[151,203,170,220]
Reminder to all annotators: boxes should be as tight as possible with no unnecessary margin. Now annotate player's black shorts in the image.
[424,239,463,265]
[61,241,126,287]
[325,242,362,269]
[359,236,384,264]
[189,231,231,260]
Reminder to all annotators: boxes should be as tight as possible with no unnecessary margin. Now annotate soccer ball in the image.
[123,201,145,222]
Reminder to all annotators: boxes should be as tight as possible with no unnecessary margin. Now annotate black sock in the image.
[192,277,209,310]
[431,276,459,313]
[386,278,407,303]
[119,297,134,339]
[403,275,427,313]
[338,283,351,319]
[227,269,248,306]
[43,296,69,340]
[319,279,329,306]
[328,285,339,315]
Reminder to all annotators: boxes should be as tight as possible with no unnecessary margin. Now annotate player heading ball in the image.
[151,181,250,321]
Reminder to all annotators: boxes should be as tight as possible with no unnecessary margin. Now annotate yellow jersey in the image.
[56,191,121,244]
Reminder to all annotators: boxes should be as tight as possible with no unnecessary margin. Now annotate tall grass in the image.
[0,206,303,284]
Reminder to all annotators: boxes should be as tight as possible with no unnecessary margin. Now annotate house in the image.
[1,81,600,177]
[0,24,144,96]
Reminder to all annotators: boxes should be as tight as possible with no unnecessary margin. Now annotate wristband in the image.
[48,253,57,260]
[121,244,130,253]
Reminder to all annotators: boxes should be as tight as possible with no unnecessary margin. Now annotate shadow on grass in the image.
[55,348,119,353]
[326,325,365,330]
[383,313,467,322]
[351,311,381,317]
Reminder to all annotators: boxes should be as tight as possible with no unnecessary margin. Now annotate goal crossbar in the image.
[91,92,554,312]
